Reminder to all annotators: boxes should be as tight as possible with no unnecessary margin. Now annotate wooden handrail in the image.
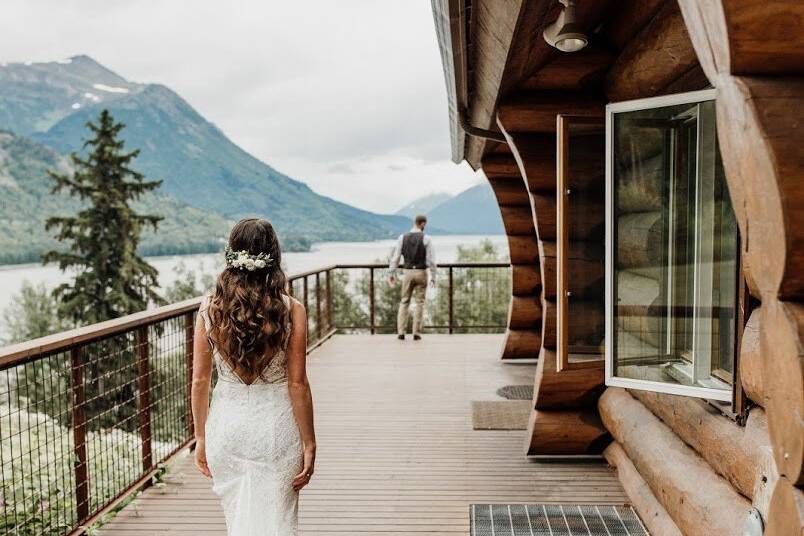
[0,262,510,370]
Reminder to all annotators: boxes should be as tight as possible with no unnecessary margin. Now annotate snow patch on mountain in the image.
[93,83,130,94]
[83,92,101,102]
[71,103,81,109]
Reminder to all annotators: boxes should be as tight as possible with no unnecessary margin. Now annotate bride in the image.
[190,218,316,535]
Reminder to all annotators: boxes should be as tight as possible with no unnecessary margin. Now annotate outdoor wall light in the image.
[543,0,588,53]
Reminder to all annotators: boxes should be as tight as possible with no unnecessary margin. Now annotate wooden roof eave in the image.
[432,0,469,165]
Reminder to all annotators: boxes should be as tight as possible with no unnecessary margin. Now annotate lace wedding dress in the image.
[200,296,302,536]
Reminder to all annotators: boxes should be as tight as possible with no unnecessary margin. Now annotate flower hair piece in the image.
[224,246,274,271]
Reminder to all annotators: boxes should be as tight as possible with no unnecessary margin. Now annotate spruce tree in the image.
[44,109,164,324]
[39,110,166,432]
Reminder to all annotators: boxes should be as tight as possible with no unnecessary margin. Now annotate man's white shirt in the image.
[389,227,437,283]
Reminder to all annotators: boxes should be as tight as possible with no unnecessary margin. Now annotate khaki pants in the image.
[397,269,427,335]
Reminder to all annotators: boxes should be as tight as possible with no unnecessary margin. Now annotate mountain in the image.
[0,56,409,245]
[394,192,452,218]
[0,130,236,264]
[426,182,504,234]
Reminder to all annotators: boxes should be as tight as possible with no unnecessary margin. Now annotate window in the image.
[604,89,739,401]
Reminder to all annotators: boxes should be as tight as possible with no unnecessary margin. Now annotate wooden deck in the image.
[98,334,627,535]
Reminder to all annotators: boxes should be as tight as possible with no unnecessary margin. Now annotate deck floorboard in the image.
[98,334,627,535]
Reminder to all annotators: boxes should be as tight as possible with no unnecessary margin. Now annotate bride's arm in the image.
[191,312,214,477]
[287,299,316,491]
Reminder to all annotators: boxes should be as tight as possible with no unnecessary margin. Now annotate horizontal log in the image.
[599,388,751,536]
[722,1,804,76]
[512,264,541,296]
[525,407,610,456]
[496,131,556,193]
[541,240,605,300]
[606,2,699,101]
[533,347,604,410]
[508,295,542,329]
[507,235,540,264]
[481,154,521,178]
[629,389,771,499]
[497,93,604,133]
[541,298,557,349]
[500,329,541,360]
[488,177,530,206]
[499,205,535,235]
[740,306,763,406]
[530,193,556,241]
[603,442,683,536]
[761,300,804,485]
[566,132,605,192]
[564,299,605,350]
[521,45,613,91]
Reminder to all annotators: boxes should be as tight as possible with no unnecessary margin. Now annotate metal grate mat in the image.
[470,504,649,536]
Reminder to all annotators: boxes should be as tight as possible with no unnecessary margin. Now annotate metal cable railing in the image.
[0,262,509,535]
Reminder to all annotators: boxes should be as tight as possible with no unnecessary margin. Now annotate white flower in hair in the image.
[224,246,274,271]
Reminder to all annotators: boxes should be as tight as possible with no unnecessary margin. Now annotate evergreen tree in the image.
[44,109,164,323]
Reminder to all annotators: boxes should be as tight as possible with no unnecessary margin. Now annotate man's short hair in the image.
[414,214,427,226]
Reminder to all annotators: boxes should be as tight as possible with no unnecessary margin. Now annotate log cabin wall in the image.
[434,0,803,533]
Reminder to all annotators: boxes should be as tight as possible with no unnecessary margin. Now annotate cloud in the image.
[0,0,478,213]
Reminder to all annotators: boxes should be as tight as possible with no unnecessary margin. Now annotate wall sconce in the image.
[543,0,588,53]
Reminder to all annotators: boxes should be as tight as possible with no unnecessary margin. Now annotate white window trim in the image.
[604,89,733,402]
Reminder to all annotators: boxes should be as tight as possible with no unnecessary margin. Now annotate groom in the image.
[389,215,437,340]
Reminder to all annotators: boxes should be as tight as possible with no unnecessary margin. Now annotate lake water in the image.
[0,234,508,329]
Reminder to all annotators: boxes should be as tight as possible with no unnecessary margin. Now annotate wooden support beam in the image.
[765,477,804,536]
[599,388,752,536]
[497,93,604,133]
[602,0,666,51]
[761,300,804,485]
[740,306,764,406]
[606,2,699,102]
[604,441,683,536]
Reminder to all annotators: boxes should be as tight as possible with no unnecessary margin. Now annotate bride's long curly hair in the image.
[207,218,291,382]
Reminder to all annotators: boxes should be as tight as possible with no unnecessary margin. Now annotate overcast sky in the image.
[0,0,481,214]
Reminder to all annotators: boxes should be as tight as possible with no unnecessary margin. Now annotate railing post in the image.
[184,312,194,437]
[448,266,454,334]
[69,346,90,524]
[369,267,375,334]
[326,269,333,332]
[303,276,309,342]
[136,327,153,474]
[315,271,322,340]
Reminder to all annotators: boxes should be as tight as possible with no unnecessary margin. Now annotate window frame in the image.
[604,88,736,402]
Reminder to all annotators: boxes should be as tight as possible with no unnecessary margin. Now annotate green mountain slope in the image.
[426,183,504,234]
[0,56,409,243]
[0,131,234,264]
[394,192,452,218]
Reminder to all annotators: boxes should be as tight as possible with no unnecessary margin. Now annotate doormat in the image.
[470,503,649,535]
[471,400,531,430]
[496,384,534,400]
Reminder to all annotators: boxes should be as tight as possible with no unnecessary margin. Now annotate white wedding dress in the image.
[200,296,302,536]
